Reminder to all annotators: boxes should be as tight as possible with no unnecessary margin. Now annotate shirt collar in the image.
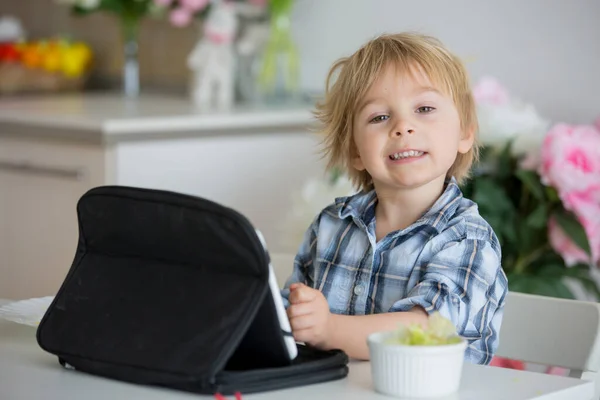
[334,177,463,232]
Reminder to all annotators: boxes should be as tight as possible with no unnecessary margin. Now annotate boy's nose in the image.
[394,129,414,136]
[391,116,415,136]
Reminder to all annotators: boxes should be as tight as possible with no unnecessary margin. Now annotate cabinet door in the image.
[0,137,105,300]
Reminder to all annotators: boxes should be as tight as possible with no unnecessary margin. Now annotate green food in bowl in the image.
[384,312,463,346]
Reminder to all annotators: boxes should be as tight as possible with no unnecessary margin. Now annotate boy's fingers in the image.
[292,327,314,344]
[289,285,317,304]
[289,315,314,331]
[289,283,305,291]
[287,302,313,319]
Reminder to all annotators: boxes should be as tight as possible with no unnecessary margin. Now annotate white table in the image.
[0,313,594,399]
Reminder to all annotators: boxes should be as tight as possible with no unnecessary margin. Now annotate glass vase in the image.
[121,17,140,98]
[256,1,299,103]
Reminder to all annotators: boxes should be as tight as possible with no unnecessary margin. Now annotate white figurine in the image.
[187,0,238,110]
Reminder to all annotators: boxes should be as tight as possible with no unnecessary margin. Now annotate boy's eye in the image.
[416,106,435,113]
[369,115,389,123]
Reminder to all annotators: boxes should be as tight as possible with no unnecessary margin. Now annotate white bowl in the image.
[367,331,467,398]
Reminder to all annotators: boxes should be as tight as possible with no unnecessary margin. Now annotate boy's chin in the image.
[373,175,447,191]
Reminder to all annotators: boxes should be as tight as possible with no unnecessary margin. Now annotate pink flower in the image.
[539,124,600,195]
[180,0,210,12]
[153,0,173,6]
[169,7,193,27]
[548,217,592,266]
[565,188,600,264]
[562,186,600,224]
[472,76,510,106]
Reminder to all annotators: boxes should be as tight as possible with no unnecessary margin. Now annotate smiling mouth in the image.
[388,150,426,160]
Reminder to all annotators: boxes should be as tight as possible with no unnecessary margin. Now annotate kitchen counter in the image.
[0,93,316,143]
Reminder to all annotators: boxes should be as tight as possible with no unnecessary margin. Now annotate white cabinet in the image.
[0,95,320,300]
[0,129,322,300]
[0,137,105,299]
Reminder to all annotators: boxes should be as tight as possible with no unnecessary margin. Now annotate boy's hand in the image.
[287,283,334,350]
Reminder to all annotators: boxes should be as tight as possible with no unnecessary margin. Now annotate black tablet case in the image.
[36,186,349,395]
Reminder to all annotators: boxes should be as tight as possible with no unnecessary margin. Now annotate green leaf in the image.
[538,262,568,276]
[506,273,529,293]
[508,273,576,299]
[72,6,96,16]
[472,180,514,213]
[477,145,494,164]
[545,186,560,203]
[572,276,600,300]
[562,264,600,300]
[515,223,535,257]
[549,279,577,299]
[525,204,548,229]
[536,262,600,300]
[472,179,517,248]
[496,140,515,179]
[515,169,545,201]
[553,209,592,256]
[501,221,519,246]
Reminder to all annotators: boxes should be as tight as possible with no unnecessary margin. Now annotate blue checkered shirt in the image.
[282,178,508,365]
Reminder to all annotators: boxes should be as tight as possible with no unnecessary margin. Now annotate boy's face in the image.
[351,63,473,193]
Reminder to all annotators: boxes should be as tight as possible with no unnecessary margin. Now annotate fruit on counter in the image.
[0,43,20,62]
[20,42,43,68]
[42,42,62,72]
[0,39,93,78]
[384,312,463,346]
[61,42,92,77]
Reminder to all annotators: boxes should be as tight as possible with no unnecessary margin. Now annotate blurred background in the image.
[0,0,599,301]
[2,0,598,120]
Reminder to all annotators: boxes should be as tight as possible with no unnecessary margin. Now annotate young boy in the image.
[282,32,508,365]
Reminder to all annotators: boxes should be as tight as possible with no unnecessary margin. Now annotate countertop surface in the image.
[0,93,316,143]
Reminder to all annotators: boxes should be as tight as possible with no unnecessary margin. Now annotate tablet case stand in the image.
[36,186,349,395]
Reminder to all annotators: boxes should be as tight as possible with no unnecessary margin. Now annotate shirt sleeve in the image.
[280,217,318,308]
[389,238,508,365]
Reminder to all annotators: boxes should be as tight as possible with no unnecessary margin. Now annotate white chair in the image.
[496,291,600,399]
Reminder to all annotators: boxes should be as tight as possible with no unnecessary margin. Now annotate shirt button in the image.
[354,285,364,296]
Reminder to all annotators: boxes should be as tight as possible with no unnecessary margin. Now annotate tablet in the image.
[222,229,299,371]
[256,229,298,361]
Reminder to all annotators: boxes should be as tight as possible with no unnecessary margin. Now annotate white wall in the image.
[291,0,600,124]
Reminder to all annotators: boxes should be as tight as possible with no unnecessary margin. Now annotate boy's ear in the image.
[351,152,366,171]
[458,124,476,154]
[350,141,366,171]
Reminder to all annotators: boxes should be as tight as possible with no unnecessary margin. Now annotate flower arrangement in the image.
[153,0,268,27]
[462,77,600,299]
[55,0,156,38]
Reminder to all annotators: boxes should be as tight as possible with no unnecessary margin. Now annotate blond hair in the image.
[314,32,479,192]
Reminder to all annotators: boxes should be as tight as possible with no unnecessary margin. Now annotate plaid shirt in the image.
[282,178,508,365]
